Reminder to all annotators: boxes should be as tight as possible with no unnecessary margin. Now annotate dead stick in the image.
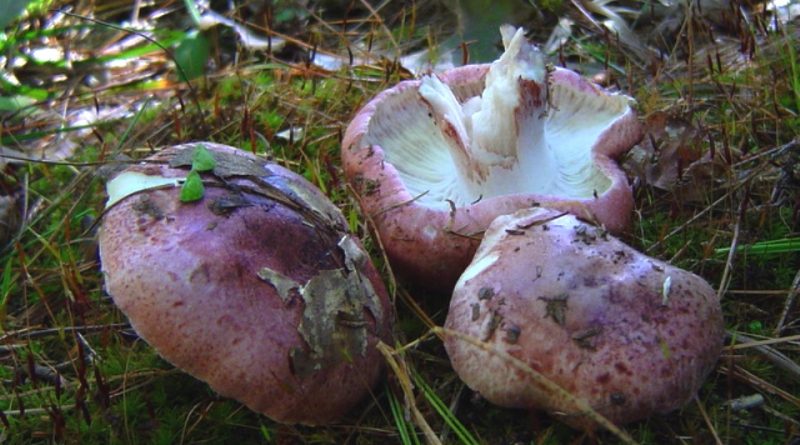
[774,268,800,335]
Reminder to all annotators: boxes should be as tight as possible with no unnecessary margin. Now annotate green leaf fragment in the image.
[191,144,216,172]
[0,95,36,112]
[179,170,205,202]
[173,29,210,81]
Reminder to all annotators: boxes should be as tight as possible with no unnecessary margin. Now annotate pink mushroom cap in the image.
[444,207,724,429]
[342,28,642,292]
[99,143,392,425]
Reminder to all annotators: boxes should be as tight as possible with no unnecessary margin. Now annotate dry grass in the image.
[0,1,798,444]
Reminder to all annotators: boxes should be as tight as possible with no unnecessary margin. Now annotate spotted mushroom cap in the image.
[443,207,723,429]
[342,28,642,292]
[99,143,392,425]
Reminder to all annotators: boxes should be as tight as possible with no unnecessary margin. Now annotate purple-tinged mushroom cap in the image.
[343,28,642,292]
[443,207,724,429]
[99,143,392,425]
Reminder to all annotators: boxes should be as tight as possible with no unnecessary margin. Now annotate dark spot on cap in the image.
[504,324,521,344]
[471,303,480,321]
[132,195,165,220]
[614,362,631,375]
[610,392,626,406]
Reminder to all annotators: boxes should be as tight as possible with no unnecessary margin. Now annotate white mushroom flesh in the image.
[362,28,632,210]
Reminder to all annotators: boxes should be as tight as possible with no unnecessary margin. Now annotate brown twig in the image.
[727,332,800,384]
[719,365,800,408]
[774,268,800,335]
[726,333,800,350]
[377,341,442,445]
[695,395,723,445]
[0,323,130,342]
[716,186,748,300]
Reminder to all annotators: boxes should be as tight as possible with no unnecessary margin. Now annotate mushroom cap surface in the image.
[443,207,724,429]
[342,29,642,292]
[99,143,392,425]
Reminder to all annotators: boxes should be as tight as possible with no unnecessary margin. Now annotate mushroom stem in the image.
[418,28,555,203]
[471,27,546,160]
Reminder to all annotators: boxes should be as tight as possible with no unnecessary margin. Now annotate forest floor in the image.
[0,1,799,444]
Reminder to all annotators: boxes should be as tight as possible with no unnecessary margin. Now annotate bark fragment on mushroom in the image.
[343,28,642,292]
[99,143,393,425]
[443,207,724,429]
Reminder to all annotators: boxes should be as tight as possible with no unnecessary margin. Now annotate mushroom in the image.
[98,143,392,425]
[443,207,724,429]
[342,27,642,291]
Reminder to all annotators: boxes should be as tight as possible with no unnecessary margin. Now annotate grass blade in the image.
[388,390,420,445]
[413,373,479,445]
[715,237,800,256]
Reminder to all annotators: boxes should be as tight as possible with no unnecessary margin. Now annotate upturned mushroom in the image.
[444,207,724,429]
[99,143,392,425]
[342,27,642,292]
